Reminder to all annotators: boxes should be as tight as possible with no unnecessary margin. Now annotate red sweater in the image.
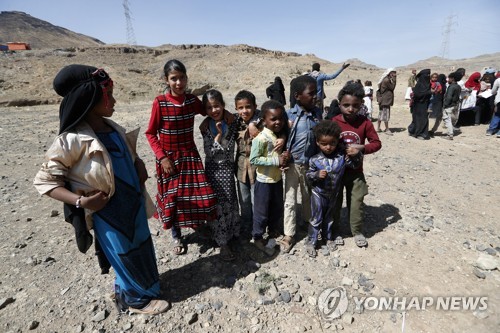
[332,114,382,173]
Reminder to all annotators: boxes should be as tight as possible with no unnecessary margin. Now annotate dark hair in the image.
[338,81,365,101]
[202,89,225,108]
[454,68,466,81]
[261,100,285,119]
[291,75,316,98]
[448,72,457,81]
[163,59,187,76]
[234,90,256,106]
[364,80,372,86]
[312,63,321,71]
[313,120,341,140]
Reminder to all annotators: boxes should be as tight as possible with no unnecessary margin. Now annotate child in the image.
[283,75,323,253]
[33,65,169,315]
[441,72,461,140]
[332,82,382,247]
[250,100,290,256]
[428,72,442,113]
[146,59,230,255]
[234,90,260,240]
[199,89,240,261]
[305,120,362,257]
[363,80,373,119]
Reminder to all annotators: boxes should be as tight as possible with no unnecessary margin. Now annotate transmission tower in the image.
[440,14,457,59]
[123,0,137,45]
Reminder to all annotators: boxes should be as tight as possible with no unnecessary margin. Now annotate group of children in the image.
[34,59,382,315]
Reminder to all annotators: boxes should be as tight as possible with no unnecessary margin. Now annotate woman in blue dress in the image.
[33,64,169,315]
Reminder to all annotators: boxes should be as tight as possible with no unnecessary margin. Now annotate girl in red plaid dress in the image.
[146,59,221,255]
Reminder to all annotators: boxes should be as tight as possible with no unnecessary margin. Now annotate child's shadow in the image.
[159,238,278,303]
[337,203,401,240]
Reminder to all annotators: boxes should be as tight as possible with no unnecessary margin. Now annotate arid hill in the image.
[1,11,499,109]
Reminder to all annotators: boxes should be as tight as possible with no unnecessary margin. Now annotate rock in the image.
[341,277,353,286]
[463,241,471,249]
[212,301,223,311]
[331,258,340,267]
[185,312,198,325]
[473,309,489,319]
[475,244,487,251]
[50,210,59,217]
[485,248,497,256]
[278,290,291,303]
[293,293,302,302]
[29,320,39,330]
[0,297,15,310]
[383,288,396,296]
[91,310,108,322]
[473,268,486,279]
[342,314,354,324]
[122,322,133,331]
[75,324,84,332]
[308,296,317,306]
[474,254,499,271]
[251,317,260,325]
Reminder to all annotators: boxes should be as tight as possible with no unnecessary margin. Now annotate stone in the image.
[50,210,59,217]
[341,277,353,286]
[278,290,291,303]
[91,310,107,322]
[473,268,486,279]
[342,314,354,324]
[474,254,498,271]
[383,288,396,296]
[185,312,198,325]
[122,322,133,331]
[0,297,15,310]
[29,320,39,330]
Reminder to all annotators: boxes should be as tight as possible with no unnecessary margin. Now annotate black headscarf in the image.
[413,69,431,102]
[54,64,113,134]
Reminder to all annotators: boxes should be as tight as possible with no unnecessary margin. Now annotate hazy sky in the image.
[2,0,499,68]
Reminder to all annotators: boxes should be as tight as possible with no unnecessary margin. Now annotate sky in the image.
[2,0,499,68]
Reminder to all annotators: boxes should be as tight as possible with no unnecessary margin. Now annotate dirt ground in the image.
[0,96,499,333]
[0,46,499,333]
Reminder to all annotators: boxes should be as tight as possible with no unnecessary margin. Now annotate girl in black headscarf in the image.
[34,64,169,315]
[408,69,432,139]
[429,73,447,135]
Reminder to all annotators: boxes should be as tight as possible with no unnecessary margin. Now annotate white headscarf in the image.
[378,67,395,85]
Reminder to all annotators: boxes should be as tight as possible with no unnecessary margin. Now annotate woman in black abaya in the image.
[408,69,431,140]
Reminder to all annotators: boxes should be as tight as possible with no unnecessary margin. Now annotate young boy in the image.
[282,75,323,253]
[249,100,289,256]
[441,72,461,140]
[234,90,260,240]
[332,82,382,247]
[305,120,362,257]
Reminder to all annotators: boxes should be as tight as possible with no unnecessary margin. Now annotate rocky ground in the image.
[1,97,499,332]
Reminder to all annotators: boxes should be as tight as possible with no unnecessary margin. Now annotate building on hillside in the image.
[6,42,31,50]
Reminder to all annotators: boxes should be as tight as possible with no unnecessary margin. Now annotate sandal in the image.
[278,235,295,253]
[305,244,317,258]
[334,235,344,246]
[220,245,236,262]
[254,238,276,256]
[326,240,338,252]
[172,238,186,255]
[129,299,171,315]
[354,234,368,248]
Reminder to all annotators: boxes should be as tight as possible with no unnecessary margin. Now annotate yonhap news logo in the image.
[318,287,488,321]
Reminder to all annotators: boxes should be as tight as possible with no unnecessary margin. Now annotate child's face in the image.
[431,74,438,82]
[91,87,116,118]
[316,134,338,156]
[235,98,256,123]
[448,76,455,84]
[339,94,362,121]
[205,98,225,121]
[295,83,317,111]
[263,108,285,133]
[166,70,187,96]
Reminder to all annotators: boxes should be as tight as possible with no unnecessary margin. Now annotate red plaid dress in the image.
[145,93,217,230]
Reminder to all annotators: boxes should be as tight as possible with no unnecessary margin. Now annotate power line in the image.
[123,0,137,46]
[440,14,457,59]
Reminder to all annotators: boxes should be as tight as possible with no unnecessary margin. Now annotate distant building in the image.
[7,42,31,50]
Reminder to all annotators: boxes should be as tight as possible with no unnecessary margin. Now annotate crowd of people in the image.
[33,58,498,317]
[405,67,500,140]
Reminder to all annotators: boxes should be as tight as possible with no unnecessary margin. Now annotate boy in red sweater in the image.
[332,82,382,247]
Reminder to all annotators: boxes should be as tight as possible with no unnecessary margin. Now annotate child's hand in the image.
[319,170,327,179]
[160,157,176,175]
[248,122,259,138]
[346,146,360,157]
[82,191,110,211]
[215,121,223,134]
[279,151,289,168]
[274,138,285,152]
